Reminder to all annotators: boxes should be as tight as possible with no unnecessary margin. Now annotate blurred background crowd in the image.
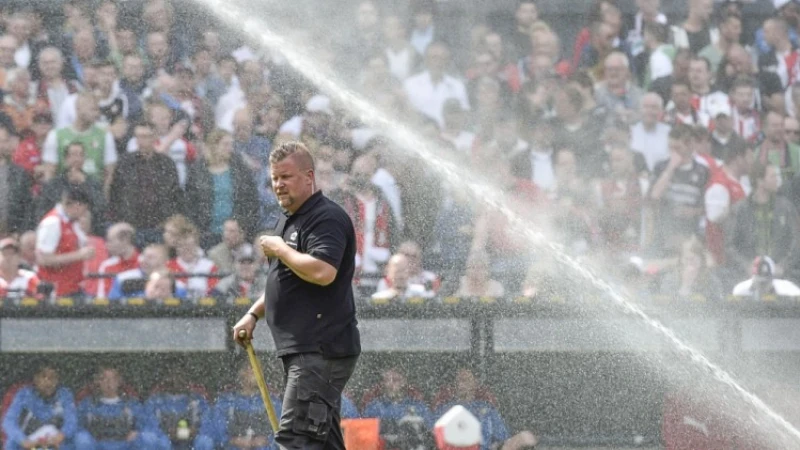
[1,0,800,448]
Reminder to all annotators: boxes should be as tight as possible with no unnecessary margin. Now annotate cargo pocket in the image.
[291,384,332,441]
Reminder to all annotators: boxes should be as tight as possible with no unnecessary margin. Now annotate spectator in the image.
[194,363,282,450]
[141,0,190,66]
[659,236,725,302]
[207,219,254,273]
[440,98,476,154]
[13,112,52,196]
[337,1,383,79]
[78,212,108,299]
[184,130,259,246]
[755,111,800,181]
[2,67,44,135]
[109,121,182,246]
[34,47,81,121]
[277,94,335,141]
[404,41,469,128]
[66,28,97,85]
[758,17,800,90]
[665,79,710,128]
[705,141,749,265]
[166,225,219,299]
[430,184,476,279]
[192,47,227,107]
[231,107,272,182]
[650,48,692,105]
[57,59,128,131]
[42,92,117,195]
[383,15,418,82]
[0,34,18,88]
[173,65,212,139]
[699,13,742,76]
[551,85,605,177]
[1,365,78,450]
[7,12,35,69]
[687,56,730,120]
[594,146,646,253]
[649,124,710,255]
[35,185,94,298]
[127,102,195,187]
[363,368,434,428]
[577,21,617,80]
[95,223,140,299]
[0,237,41,302]
[729,75,761,142]
[119,54,147,119]
[733,255,800,298]
[18,230,36,270]
[589,52,642,125]
[455,250,505,298]
[626,0,668,58]
[142,270,183,304]
[642,22,674,89]
[372,253,434,301]
[162,214,195,258]
[74,366,170,450]
[711,96,748,161]
[516,118,556,193]
[37,141,106,235]
[479,32,521,97]
[510,0,539,60]
[107,244,181,302]
[473,111,529,170]
[726,162,800,282]
[145,373,210,449]
[435,369,510,450]
[215,59,264,127]
[631,92,671,172]
[210,246,265,303]
[0,122,33,235]
[397,240,440,292]
[671,0,716,54]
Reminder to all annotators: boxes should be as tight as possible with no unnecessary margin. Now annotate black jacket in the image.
[109,151,183,229]
[3,161,33,233]
[184,153,260,239]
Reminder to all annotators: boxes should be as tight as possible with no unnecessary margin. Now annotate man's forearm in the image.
[275,244,337,286]
[37,251,83,267]
[248,293,266,318]
[650,168,674,200]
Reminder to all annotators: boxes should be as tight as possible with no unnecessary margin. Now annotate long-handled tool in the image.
[239,329,280,433]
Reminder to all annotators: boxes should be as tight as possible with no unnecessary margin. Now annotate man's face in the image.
[732,86,753,110]
[34,368,59,398]
[384,16,405,41]
[1,246,20,267]
[722,17,742,43]
[150,106,172,135]
[609,148,632,176]
[8,17,30,42]
[73,30,96,60]
[64,201,88,221]
[96,369,121,398]
[271,156,314,212]
[603,57,628,86]
[594,23,616,52]
[673,53,691,78]
[515,2,538,28]
[455,370,478,400]
[117,29,137,54]
[223,221,243,247]
[141,247,166,274]
[236,259,256,281]
[106,230,124,256]
[134,125,156,151]
[716,115,733,134]
[147,33,168,60]
[98,66,116,93]
[765,113,785,143]
[0,37,17,67]
[122,56,144,83]
[382,370,406,398]
[425,44,449,74]
[636,0,660,17]
[692,0,713,21]
[688,60,710,90]
[38,51,62,80]
[202,31,221,55]
[669,137,692,159]
[413,11,433,29]
[671,85,691,110]
[76,96,99,125]
[65,144,85,171]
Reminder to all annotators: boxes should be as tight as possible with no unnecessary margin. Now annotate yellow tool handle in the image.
[240,331,281,433]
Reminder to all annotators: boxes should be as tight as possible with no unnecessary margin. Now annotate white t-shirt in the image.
[36,205,87,254]
[403,71,470,128]
[630,121,671,172]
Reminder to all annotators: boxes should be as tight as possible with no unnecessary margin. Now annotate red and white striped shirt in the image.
[167,256,218,297]
[732,108,761,142]
[95,251,140,298]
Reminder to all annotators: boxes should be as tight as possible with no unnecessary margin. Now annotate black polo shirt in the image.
[265,190,361,358]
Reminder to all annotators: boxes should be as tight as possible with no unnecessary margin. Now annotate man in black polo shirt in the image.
[233,141,360,450]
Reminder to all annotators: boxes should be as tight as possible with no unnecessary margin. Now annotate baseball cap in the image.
[306,95,333,115]
[0,238,19,251]
[753,256,776,278]
[707,98,732,118]
[434,405,481,450]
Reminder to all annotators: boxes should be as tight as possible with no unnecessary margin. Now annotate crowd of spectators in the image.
[0,0,799,306]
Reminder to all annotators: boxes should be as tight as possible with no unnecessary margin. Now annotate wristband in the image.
[248,312,260,322]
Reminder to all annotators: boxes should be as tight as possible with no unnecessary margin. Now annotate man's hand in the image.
[667,151,683,170]
[48,432,65,447]
[260,235,287,259]
[233,313,258,347]
[79,246,96,261]
[251,436,269,447]
[502,430,538,450]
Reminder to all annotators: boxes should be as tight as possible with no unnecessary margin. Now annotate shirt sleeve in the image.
[2,389,29,444]
[104,130,118,165]
[42,129,58,164]
[36,215,62,254]
[705,183,731,223]
[304,210,349,269]
[59,389,78,438]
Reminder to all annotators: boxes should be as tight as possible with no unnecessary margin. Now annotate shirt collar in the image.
[284,190,324,217]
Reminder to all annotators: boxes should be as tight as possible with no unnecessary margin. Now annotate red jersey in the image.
[0,269,41,301]
[705,169,746,264]
[36,206,86,296]
[94,250,141,298]
[80,236,108,298]
[13,136,44,196]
